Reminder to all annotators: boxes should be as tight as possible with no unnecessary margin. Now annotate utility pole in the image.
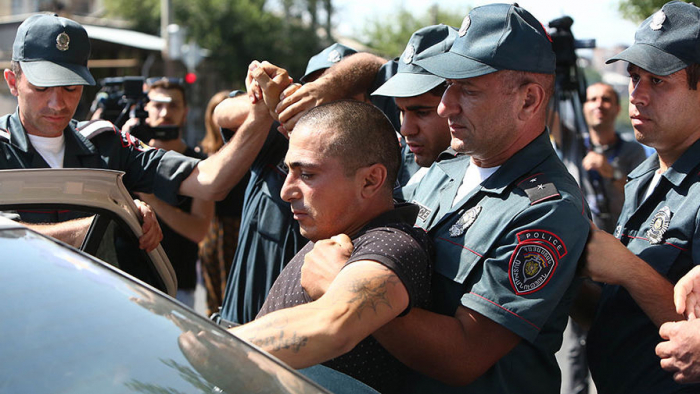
[161,0,176,75]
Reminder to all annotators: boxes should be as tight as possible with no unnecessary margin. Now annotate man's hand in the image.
[134,198,163,252]
[301,234,353,300]
[250,61,293,121]
[657,319,700,383]
[275,75,340,132]
[582,151,614,179]
[674,266,700,319]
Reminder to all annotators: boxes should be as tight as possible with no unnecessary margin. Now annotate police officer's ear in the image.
[4,69,19,97]
[517,82,547,122]
[357,163,388,200]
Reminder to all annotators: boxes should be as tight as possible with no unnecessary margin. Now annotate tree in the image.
[359,4,469,58]
[103,0,327,85]
[618,0,692,22]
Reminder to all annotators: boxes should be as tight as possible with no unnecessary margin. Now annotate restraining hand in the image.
[250,61,292,121]
[275,74,342,132]
[301,234,353,300]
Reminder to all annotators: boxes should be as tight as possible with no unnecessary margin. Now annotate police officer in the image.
[372,24,456,197]
[301,4,591,393]
[0,15,263,246]
[582,1,700,393]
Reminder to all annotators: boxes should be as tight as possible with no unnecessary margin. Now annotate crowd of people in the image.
[3,1,700,393]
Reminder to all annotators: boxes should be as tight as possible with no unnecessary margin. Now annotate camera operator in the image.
[122,77,215,308]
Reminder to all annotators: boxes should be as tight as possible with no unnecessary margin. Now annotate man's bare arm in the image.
[179,62,282,201]
[24,216,93,248]
[136,192,214,244]
[583,225,683,327]
[230,261,409,369]
[275,52,386,131]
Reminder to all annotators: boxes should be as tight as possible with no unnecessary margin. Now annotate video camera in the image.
[92,76,179,141]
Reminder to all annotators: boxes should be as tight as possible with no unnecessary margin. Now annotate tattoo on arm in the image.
[246,315,309,353]
[346,272,402,320]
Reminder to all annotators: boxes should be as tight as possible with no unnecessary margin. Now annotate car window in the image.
[84,213,168,293]
[2,206,170,294]
[0,227,329,394]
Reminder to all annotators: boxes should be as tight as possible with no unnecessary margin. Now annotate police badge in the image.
[56,32,70,51]
[650,9,666,31]
[449,206,481,237]
[403,44,415,64]
[327,49,342,63]
[647,206,671,245]
[459,15,471,37]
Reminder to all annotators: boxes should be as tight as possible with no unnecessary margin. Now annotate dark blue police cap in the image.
[300,43,358,83]
[12,13,95,87]
[415,3,555,79]
[372,24,458,97]
[606,1,700,76]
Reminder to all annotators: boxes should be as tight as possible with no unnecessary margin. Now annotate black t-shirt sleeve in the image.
[345,225,432,316]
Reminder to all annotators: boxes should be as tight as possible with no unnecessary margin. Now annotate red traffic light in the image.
[185,72,197,84]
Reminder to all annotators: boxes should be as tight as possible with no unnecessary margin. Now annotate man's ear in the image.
[517,82,546,122]
[358,163,388,199]
[4,69,18,97]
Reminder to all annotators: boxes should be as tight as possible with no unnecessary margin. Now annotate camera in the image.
[92,76,179,141]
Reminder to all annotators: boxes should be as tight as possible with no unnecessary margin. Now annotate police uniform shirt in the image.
[405,131,590,394]
[0,109,199,223]
[219,125,305,324]
[587,139,700,394]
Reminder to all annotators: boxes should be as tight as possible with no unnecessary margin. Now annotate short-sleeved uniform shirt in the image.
[257,203,434,394]
[0,109,200,223]
[219,126,305,324]
[587,139,700,394]
[403,131,590,394]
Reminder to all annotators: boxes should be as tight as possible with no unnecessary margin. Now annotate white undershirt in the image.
[27,133,65,168]
[452,159,500,208]
[643,170,663,201]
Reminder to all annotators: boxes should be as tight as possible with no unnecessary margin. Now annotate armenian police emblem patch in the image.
[509,230,566,295]
[56,32,70,51]
[647,206,671,245]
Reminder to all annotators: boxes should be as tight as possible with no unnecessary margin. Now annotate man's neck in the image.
[317,198,395,242]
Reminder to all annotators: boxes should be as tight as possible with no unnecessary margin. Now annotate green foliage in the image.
[360,5,469,58]
[103,0,324,85]
[618,0,692,22]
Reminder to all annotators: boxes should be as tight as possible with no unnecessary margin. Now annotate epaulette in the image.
[0,128,9,143]
[76,120,117,140]
[516,172,561,205]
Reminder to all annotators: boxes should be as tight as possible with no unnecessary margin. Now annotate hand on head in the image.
[247,61,293,122]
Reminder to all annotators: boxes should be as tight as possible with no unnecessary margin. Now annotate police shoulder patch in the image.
[77,120,117,140]
[517,172,560,205]
[508,229,566,295]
